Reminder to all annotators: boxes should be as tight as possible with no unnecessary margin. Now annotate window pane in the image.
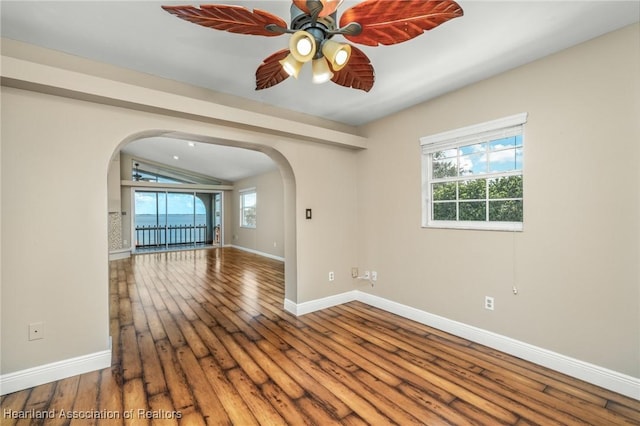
[133,162,186,184]
[432,159,457,178]
[433,202,456,220]
[489,136,518,150]
[432,182,456,201]
[134,192,160,246]
[515,147,523,170]
[459,179,486,200]
[243,192,256,208]
[167,193,195,221]
[459,142,486,156]
[489,200,523,222]
[460,153,486,175]
[194,194,208,226]
[241,191,256,228]
[489,148,519,172]
[243,207,256,227]
[434,149,457,159]
[515,134,523,147]
[157,192,166,225]
[489,175,523,199]
[459,201,486,221]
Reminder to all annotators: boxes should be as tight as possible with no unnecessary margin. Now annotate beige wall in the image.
[107,154,120,213]
[1,91,114,372]
[357,24,640,377]
[0,86,359,375]
[231,170,285,259]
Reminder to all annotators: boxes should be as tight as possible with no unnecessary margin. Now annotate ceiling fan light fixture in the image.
[163,0,464,91]
[279,53,304,78]
[321,40,351,71]
[312,57,334,84]
[289,31,317,62]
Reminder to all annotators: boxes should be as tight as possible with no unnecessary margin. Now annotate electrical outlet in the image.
[329,271,335,282]
[29,322,44,341]
[484,296,495,311]
[351,267,358,278]
[363,271,370,279]
[371,271,378,281]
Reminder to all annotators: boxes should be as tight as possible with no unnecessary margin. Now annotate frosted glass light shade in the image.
[322,40,352,71]
[279,54,304,78]
[312,57,334,84]
[289,31,317,63]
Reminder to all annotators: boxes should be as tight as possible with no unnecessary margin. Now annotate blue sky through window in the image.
[439,135,523,176]
[135,192,206,215]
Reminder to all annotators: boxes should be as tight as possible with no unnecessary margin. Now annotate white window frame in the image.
[239,188,257,229]
[421,113,528,231]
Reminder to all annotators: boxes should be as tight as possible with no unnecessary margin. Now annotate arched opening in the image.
[108,130,298,304]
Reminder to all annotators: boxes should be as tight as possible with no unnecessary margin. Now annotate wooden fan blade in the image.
[256,49,291,90]
[339,0,463,46]
[162,4,288,37]
[331,46,375,92]
[293,0,343,18]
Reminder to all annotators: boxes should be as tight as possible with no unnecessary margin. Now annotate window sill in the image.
[423,221,523,232]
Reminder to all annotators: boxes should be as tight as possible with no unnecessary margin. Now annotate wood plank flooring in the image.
[2,247,639,425]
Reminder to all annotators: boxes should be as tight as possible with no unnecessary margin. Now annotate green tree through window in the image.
[240,190,257,228]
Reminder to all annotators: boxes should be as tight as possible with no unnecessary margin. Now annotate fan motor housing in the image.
[290,3,337,58]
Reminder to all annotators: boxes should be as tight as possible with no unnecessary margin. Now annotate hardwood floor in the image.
[2,247,639,425]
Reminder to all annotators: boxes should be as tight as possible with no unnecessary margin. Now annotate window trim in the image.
[239,188,257,229]
[421,113,528,231]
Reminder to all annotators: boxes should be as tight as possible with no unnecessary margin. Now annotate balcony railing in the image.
[135,224,208,248]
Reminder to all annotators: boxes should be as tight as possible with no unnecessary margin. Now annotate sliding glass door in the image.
[134,190,221,251]
[133,191,166,247]
[212,192,222,244]
[167,192,196,246]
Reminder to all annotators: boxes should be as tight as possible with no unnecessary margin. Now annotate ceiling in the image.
[123,137,278,182]
[2,1,638,181]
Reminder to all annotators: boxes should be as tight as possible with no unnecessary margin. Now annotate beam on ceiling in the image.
[1,54,368,150]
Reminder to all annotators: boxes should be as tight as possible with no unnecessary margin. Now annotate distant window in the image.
[131,160,222,185]
[132,161,185,184]
[421,113,527,231]
[240,189,257,228]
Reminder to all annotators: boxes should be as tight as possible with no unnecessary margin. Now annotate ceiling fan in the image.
[162,0,463,92]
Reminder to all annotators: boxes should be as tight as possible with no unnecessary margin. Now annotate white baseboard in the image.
[284,291,357,316]
[228,245,285,262]
[108,248,131,261]
[287,290,640,401]
[0,349,112,396]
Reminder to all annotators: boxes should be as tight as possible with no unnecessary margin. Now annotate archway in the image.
[109,130,298,304]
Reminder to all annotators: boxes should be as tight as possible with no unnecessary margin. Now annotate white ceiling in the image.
[123,137,278,182]
[2,1,638,180]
